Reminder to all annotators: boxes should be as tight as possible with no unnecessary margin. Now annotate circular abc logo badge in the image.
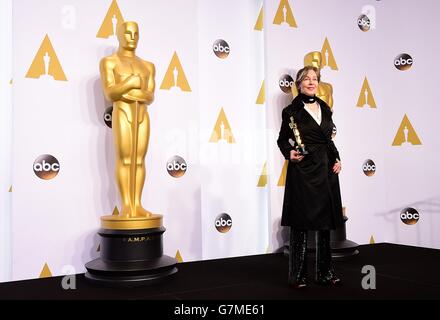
[400,207,419,225]
[103,106,113,128]
[357,14,371,32]
[213,39,230,59]
[362,159,376,177]
[394,54,413,71]
[33,154,60,180]
[279,74,294,93]
[215,213,232,233]
[166,156,187,178]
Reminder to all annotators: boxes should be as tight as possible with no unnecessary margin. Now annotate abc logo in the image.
[103,106,113,128]
[166,156,187,178]
[400,207,419,225]
[362,159,376,177]
[394,54,413,71]
[357,14,370,32]
[33,154,60,180]
[215,213,232,233]
[213,39,230,59]
[279,74,294,93]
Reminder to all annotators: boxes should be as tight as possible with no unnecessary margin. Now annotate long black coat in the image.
[277,95,344,230]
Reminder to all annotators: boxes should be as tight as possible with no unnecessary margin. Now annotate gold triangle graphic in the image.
[254,6,264,31]
[356,77,376,108]
[39,263,53,278]
[273,0,297,27]
[112,206,119,215]
[25,35,67,81]
[9,78,13,85]
[8,186,12,193]
[256,80,265,104]
[392,114,422,146]
[369,235,375,244]
[97,244,101,252]
[175,250,183,263]
[160,51,191,92]
[257,162,268,187]
[96,0,124,39]
[277,160,288,186]
[209,107,236,143]
[321,37,338,70]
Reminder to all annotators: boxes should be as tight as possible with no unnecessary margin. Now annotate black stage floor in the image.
[1,243,439,300]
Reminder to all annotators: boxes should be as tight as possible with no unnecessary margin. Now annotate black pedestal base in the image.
[85,256,177,287]
[85,227,177,287]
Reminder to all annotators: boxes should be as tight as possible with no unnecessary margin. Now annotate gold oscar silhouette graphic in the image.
[356,77,377,108]
[392,114,422,146]
[85,21,177,286]
[273,0,297,28]
[96,0,124,39]
[209,107,236,143]
[321,37,338,71]
[160,51,191,92]
[26,34,67,81]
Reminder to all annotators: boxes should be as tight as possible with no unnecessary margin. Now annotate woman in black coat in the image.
[277,66,344,289]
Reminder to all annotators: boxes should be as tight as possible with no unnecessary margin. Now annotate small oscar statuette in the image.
[289,116,308,155]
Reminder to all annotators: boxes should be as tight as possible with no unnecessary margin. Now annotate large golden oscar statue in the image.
[99,21,161,229]
[85,22,177,286]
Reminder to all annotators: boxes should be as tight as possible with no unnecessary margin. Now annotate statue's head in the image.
[117,21,139,51]
[304,51,322,69]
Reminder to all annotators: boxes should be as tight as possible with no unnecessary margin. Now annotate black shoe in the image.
[288,276,308,289]
[315,269,342,286]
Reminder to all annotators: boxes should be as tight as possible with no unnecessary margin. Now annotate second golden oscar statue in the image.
[85,21,177,286]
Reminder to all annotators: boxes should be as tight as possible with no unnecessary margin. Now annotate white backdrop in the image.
[0,0,13,282]
[264,0,440,251]
[3,0,440,282]
[10,0,268,281]
[198,0,268,259]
